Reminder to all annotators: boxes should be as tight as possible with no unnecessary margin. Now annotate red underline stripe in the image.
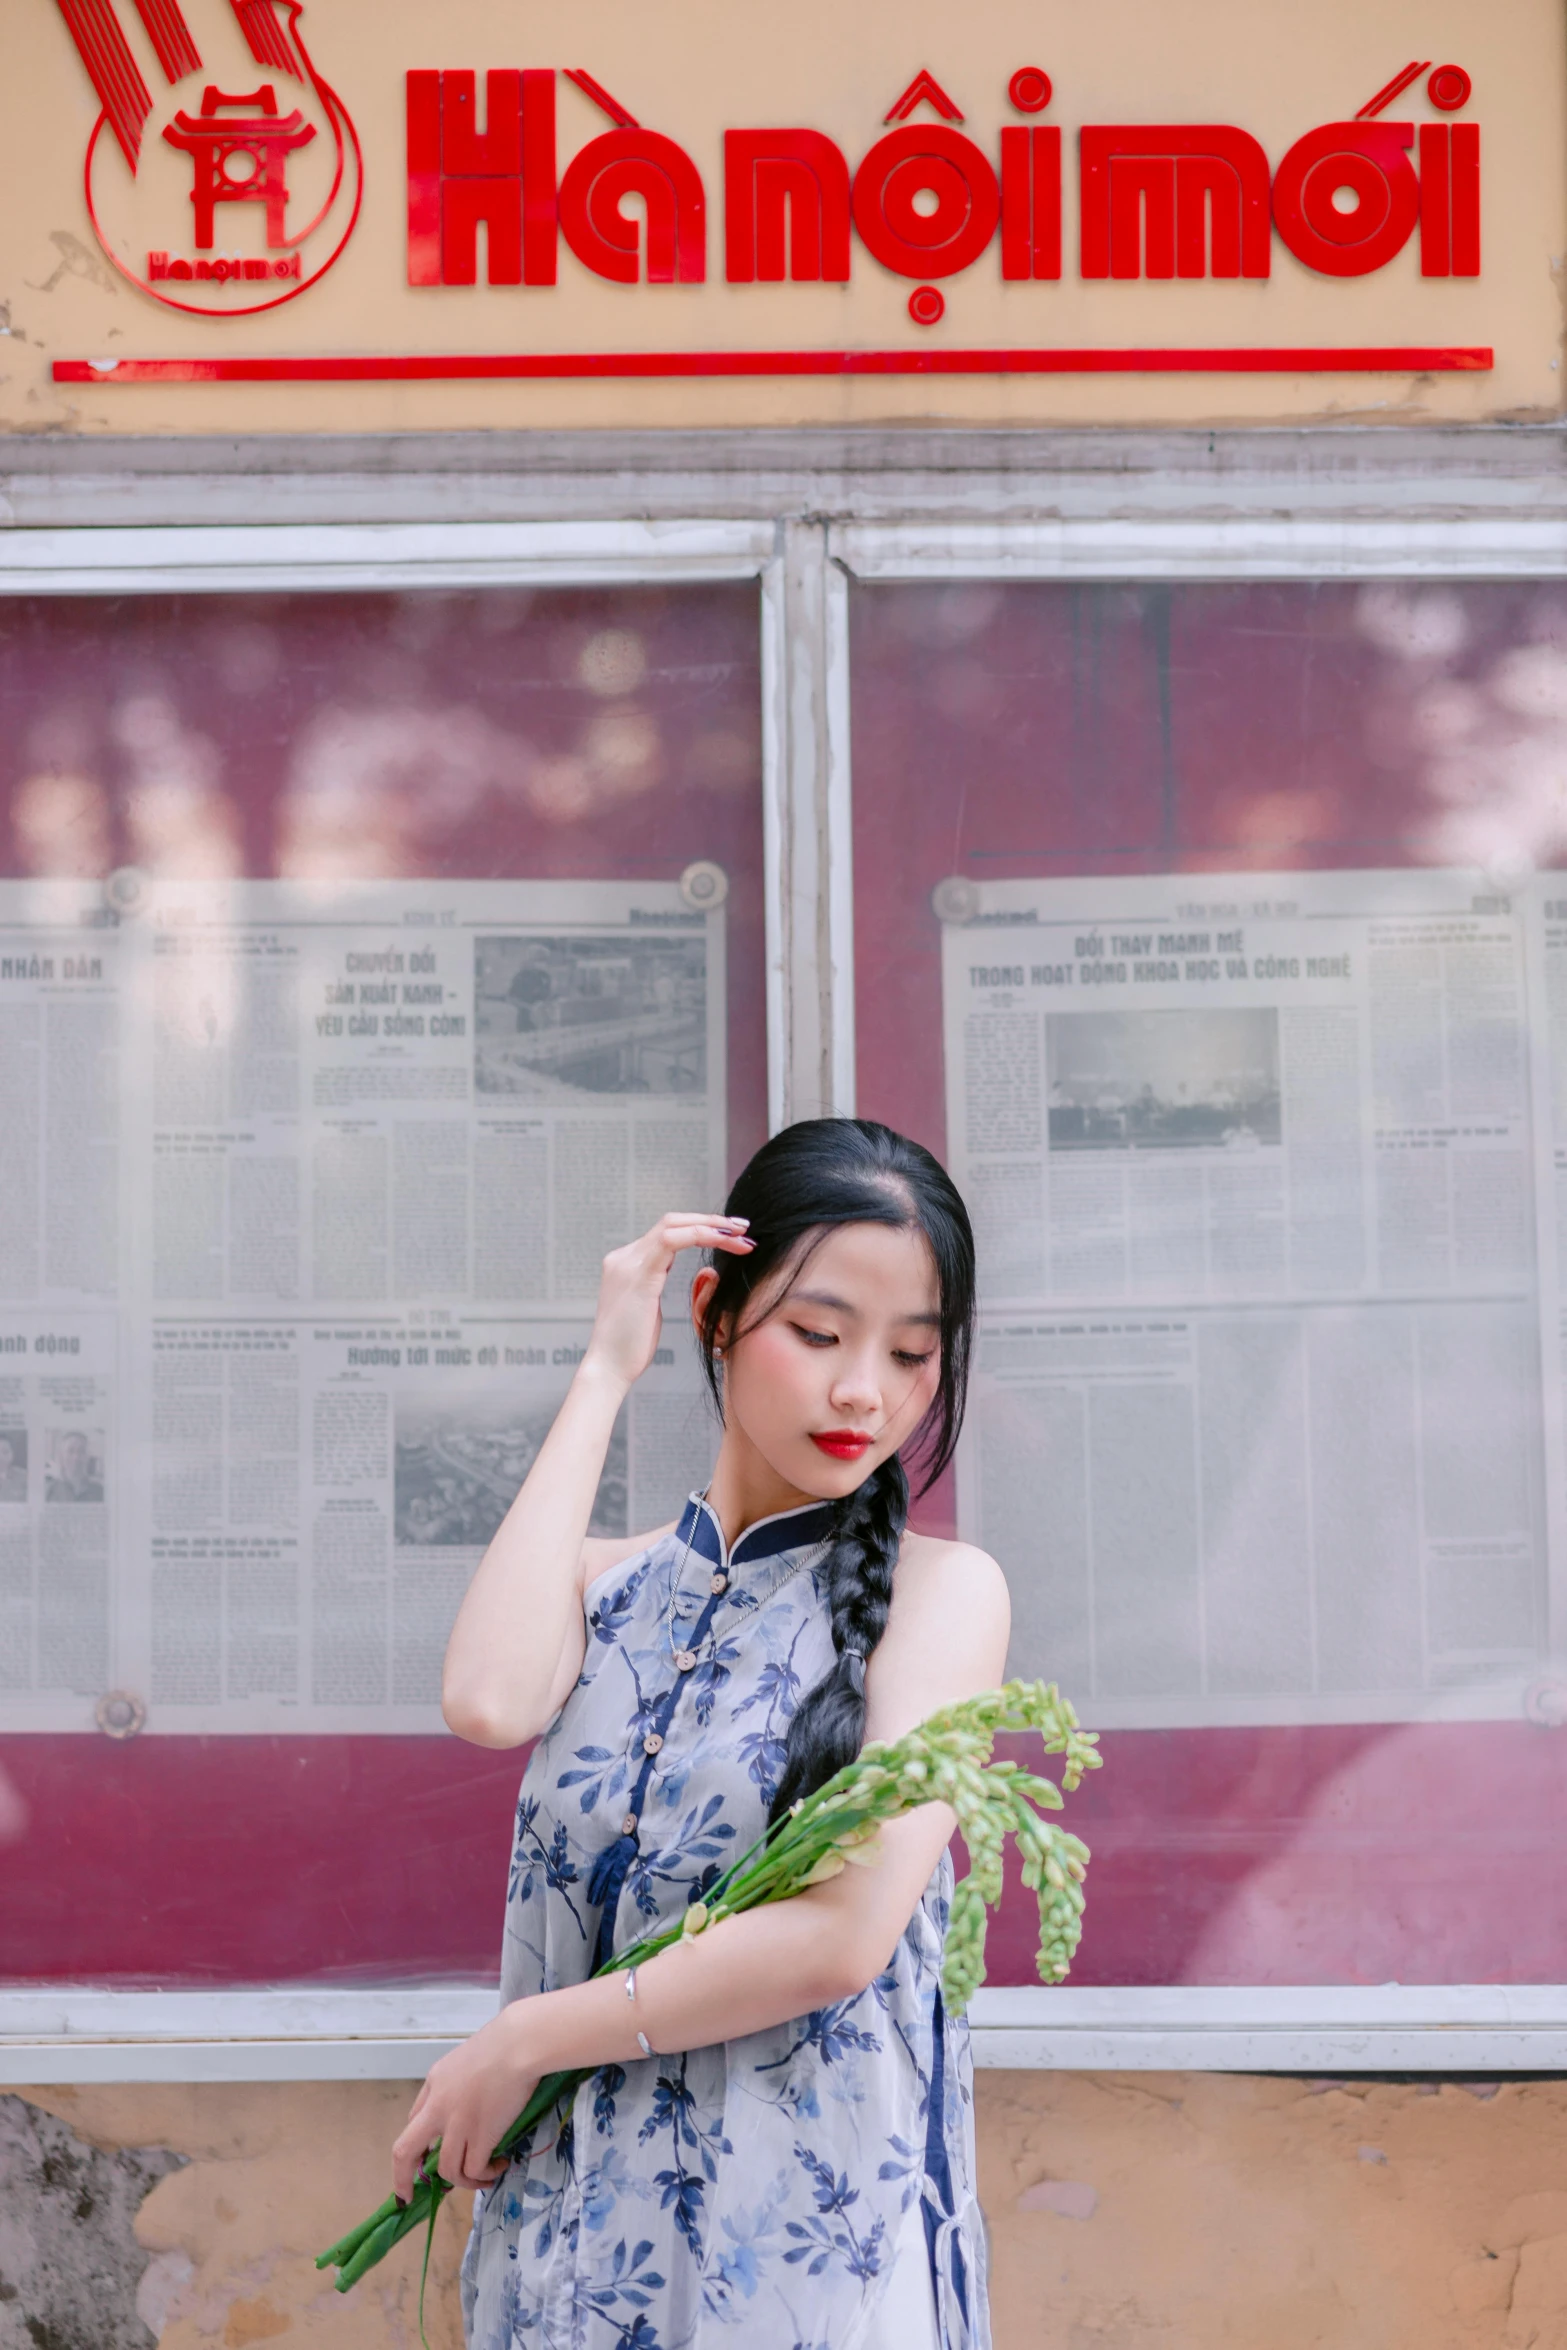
[53,345,1495,384]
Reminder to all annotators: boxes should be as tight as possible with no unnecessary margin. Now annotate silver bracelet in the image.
[624,1965,652,2059]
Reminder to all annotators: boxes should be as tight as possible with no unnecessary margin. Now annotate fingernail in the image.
[724,1217,749,1228]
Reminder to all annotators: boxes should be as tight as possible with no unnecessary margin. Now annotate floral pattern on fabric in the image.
[461,1495,989,2350]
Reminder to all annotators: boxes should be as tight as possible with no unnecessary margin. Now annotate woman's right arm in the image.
[440,1210,751,1749]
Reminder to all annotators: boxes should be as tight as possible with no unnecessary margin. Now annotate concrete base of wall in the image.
[5,2073,1567,2349]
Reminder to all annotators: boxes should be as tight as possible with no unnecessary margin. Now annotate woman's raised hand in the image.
[583,1213,753,1393]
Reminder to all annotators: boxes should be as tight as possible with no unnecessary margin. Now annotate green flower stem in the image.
[316,2193,400,2271]
[316,1677,1100,2305]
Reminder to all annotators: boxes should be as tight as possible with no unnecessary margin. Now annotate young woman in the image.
[396,1118,1009,2350]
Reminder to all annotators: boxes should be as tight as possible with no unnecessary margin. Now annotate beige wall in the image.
[1,0,1562,437]
[15,2071,1567,2350]
[982,2072,1567,2350]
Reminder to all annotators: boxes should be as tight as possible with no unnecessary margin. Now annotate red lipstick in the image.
[811,1432,872,1461]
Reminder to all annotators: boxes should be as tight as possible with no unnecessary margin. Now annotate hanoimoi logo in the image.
[57,0,362,315]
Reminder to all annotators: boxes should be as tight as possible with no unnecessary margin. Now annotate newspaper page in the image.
[0,877,724,1733]
[944,870,1550,1728]
[0,1311,119,1729]
[123,1311,714,1735]
[136,878,723,1315]
[0,884,124,1728]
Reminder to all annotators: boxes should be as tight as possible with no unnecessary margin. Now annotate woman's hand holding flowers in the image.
[392,2007,544,2200]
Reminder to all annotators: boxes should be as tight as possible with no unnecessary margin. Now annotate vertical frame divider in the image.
[761,519,857,1129]
[823,551,856,1117]
[759,538,790,1137]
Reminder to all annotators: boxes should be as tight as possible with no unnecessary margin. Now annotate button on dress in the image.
[461,1494,990,2350]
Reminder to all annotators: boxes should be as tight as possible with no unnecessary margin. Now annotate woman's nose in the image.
[828,1352,882,1413]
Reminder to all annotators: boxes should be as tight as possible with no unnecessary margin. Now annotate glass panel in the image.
[851,579,1567,1986]
[0,583,765,1984]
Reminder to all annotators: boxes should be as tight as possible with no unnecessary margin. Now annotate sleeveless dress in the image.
[461,1493,990,2350]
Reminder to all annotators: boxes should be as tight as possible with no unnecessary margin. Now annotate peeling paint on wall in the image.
[14,2085,471,2350]
[0,2094,185,2350]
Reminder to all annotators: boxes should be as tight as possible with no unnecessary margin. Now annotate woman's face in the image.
[700,1220,944,1502]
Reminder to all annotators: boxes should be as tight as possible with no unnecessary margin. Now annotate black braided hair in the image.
[767,1451,909,1822]
[693,1118,975,1823]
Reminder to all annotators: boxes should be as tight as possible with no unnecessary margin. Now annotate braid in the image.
[767,1453,909,1824]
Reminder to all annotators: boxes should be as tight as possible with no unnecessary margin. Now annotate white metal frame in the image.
[3,1984,1565,2083]
[2,453,1565,2075]
[818,497,1567,2067]
[0,520,776,594]
[832,512,1567,582]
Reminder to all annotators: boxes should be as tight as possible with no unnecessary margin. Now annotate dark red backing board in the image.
[0,1734,520,1982]
[7,1718,1566,1988]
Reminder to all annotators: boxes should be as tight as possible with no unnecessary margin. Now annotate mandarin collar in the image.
[673,1491,838,1572]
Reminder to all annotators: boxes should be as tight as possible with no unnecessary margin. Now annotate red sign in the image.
[47,24,1491,383]
[402,61,1480,296]
[54,0,361,314]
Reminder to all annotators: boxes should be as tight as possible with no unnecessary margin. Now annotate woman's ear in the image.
[690,1265,721,1345]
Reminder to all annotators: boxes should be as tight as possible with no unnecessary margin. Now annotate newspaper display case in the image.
[0,579,767,1983]
[0,486,1564,2082]
[850,576,1567,1988]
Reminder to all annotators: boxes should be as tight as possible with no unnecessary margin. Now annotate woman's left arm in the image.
[395,1540,1009,2197]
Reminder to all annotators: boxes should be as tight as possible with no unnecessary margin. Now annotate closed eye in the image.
[894,1350,936,1369]
[792,1324,837,1347]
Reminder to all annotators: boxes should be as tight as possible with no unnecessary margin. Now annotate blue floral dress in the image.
[461,1493,989,2350]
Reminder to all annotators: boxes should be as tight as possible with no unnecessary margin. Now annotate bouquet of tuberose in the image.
[317,1679,1101,2306]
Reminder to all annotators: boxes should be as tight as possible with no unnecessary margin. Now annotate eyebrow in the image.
[790,1287,942,1327]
